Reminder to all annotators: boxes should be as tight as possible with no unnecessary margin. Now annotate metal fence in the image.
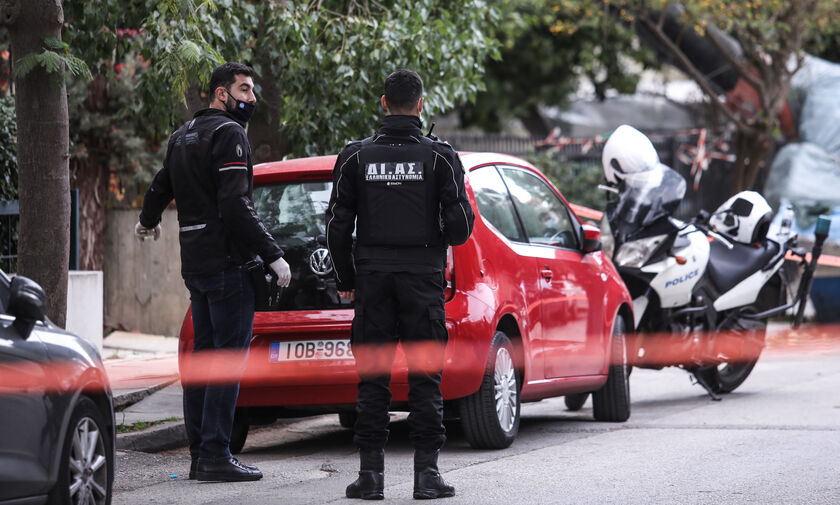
[0,190,79,273]
[445,132,542,157]
[0,200,18,273]
[445,131,742,219]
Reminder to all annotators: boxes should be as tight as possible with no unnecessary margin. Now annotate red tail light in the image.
[445,246,455,301]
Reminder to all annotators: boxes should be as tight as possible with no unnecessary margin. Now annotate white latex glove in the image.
[269,257,291,287]
[134,221,161,242]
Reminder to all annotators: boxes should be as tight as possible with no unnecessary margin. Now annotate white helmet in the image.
[709,191,773,244]
[601,124,660,185]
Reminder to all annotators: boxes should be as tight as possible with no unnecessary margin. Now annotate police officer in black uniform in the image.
[326,69,474,500]
[135,62,291,482]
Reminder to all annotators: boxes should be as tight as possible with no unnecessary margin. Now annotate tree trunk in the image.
[2,0,70,327]
[72,75,109,272]
[519,104,550,139]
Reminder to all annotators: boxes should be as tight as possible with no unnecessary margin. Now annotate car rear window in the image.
[252,181,351,311]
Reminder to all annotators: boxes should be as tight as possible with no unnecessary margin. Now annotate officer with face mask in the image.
[326,69,475,500]
[135,62,291,482]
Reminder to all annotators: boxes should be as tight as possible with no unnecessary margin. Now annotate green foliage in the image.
[12,37,91,82]
[108,0,497,155]
[0,96,16,201]
[526,149,604,211]
[804,5,840,62]
[62,1,500,156]
[458,0,653,133]
[66,51,167,206]
[246,1,498,156]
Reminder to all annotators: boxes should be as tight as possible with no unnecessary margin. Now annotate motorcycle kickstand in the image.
[691,371,722,401]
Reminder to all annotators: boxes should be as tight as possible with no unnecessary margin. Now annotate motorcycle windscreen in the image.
[614,164,686,228]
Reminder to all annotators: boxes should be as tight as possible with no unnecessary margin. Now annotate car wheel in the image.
[459,331,520,449]
[564,393,589,411]
[338,411,357,429]
[593,316,631,422]
[48,397,113,505]
[229,408,249,455]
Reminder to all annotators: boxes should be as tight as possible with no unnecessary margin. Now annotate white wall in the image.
[104,208,189,337]
[66,270,103,351]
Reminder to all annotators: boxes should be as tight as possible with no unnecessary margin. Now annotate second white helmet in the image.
[601,124,660,185]
[709,191,773,244]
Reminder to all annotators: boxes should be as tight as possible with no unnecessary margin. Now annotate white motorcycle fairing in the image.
[642,227,710,309]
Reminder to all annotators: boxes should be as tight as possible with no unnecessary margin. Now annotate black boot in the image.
[413,450,455,499]
[346,449,385,500]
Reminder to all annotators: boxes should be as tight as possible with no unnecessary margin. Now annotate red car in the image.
[179,152,633,451]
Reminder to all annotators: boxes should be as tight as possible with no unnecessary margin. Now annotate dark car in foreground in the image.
[179,152,634,451]
[0,270,115,505]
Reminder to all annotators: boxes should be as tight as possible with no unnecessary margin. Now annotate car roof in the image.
[253,152,539,183]
[254,155,337,183]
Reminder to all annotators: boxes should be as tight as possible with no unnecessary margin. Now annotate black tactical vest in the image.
[356,136,444,249]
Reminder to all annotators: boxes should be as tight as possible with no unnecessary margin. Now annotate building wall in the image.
[104,208,188,337]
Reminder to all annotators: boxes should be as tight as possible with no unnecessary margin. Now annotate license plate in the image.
[269,339,354,362]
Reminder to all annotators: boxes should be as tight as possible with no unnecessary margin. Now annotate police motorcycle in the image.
[595,125,829,399]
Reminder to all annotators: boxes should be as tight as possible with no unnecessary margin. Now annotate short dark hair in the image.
[209,62,254,95]
[384,69,423,112]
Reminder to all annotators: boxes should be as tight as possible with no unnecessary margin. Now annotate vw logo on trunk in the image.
[309,248,333,276]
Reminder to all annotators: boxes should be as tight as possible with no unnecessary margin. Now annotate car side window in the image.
[468,166,526,243]
[499,167,579,249]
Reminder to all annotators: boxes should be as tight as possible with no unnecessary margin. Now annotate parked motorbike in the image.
[594,125,829,400]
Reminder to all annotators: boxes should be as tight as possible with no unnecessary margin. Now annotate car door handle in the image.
[540,268,553,280]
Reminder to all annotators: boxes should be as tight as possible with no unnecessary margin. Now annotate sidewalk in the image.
[103,331,187,452]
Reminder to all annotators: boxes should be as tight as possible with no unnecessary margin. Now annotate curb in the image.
[112,377,179,410]
[116,420,188,453]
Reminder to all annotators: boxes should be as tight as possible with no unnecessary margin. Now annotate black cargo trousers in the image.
[351,269,448,452]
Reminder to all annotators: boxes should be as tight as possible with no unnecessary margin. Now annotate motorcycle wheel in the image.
[695,315,768,394]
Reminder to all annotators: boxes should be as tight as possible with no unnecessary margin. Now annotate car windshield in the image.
[252,180,350,311]
[612,164,686,228]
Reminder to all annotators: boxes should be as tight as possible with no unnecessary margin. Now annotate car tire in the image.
[48,396,113,505]
[564,393,589,411]
[593,316,631,422]
[229,408,249,455]
[459,331,520,449]
[338,411,357,429]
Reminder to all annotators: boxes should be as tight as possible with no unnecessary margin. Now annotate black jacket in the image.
[140,108,283,278]
[325,115,475,291]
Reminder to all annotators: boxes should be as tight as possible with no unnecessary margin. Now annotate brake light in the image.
[444,246,455,301]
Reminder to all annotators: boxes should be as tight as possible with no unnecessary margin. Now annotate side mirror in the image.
[582,224,602,253]
[8,275,46,339]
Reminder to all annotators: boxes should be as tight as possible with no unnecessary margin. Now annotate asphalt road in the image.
[113,351,840,505]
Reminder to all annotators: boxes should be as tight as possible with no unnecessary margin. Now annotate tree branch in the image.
[636,15,755,136]
[703,27,766,98]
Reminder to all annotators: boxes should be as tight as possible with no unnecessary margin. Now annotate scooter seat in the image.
[707,239,780,294]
